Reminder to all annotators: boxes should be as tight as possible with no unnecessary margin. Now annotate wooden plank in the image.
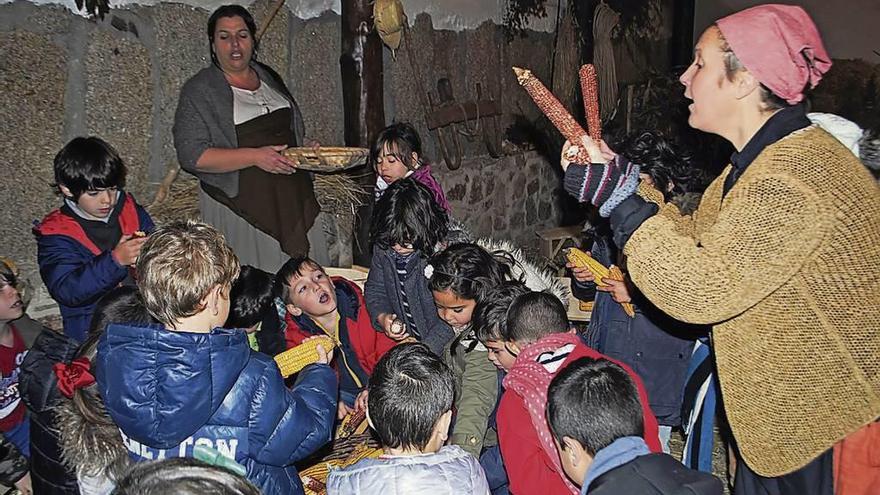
[426,100,501,130]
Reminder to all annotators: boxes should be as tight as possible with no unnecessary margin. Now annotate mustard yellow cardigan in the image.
[626,126,880,476]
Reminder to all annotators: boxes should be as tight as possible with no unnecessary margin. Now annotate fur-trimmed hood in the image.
[55,396,130,482]
[475,237,571,305]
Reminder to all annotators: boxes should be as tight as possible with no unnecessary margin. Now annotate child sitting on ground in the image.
[480,290,661,495]
[34,136,154,342]
[226,265,278,352]
[264,256,397,418]
[365,179,460,356]
[371,122,449,211]
[547,357,722,495]
[326,342,489,494]
[95,221,338,495]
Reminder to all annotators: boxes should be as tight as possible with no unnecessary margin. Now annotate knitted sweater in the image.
[623,126,880,476]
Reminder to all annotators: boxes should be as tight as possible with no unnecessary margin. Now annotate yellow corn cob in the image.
[565,247,611,286]
[337,409,368,439]
[607,265,636,318]
[274,336,336,377]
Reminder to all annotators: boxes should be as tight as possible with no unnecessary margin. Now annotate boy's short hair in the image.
[227,265,275,329]
[369,179,449,257]
[112,457,260,495]
[547,357,644,457]
[472,281,530,343]
[137,221,240,325]
[368,342,454,450]
[53,137,126,199]
[506,291,569,344]
[274,256,324,304]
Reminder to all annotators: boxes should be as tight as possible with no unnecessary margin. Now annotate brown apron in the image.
[202,107,320,257]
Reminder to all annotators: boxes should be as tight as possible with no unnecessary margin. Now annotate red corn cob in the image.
[579,64,602,142]
[513,66,591,163]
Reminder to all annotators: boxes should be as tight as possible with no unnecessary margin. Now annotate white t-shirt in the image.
[231,82,290,125]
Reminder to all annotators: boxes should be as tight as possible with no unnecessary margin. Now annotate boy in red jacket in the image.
[483,289,661,495]
[272,257,398,419]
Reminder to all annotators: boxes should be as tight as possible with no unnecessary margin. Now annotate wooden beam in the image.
[425,100,501,130]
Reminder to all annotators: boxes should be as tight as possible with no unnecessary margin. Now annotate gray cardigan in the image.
[172,63,306,198]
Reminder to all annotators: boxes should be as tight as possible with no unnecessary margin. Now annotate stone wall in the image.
[0,0,559,311]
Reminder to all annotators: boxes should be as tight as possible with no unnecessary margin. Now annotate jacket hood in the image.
[327,445,489,494]
[476,237,571,303]
[96,323,251,449]
[20,329,80,414]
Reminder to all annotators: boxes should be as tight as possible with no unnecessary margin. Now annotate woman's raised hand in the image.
[560,134,615,171]
[252,145,298,175]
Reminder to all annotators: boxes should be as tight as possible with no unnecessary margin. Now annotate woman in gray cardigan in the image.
[173,5,327,271]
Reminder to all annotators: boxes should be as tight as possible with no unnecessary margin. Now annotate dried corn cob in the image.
[565,247,611,285]
[337,409,367,438]
[566,248,634,318]
[513,66,592,163]
[274,336,336,377]
[607,265,635,318]
[579,64,602,142]
[342,443,383,467]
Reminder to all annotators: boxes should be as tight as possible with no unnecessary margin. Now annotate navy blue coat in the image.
[96,323,337,495]
[575,232,703,426]
[364,247,454,356]
[34,193,154,342]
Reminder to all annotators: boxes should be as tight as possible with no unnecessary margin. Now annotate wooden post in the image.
[341,0,385,265]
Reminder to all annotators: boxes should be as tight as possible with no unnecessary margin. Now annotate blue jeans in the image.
[3,418,30,458]
[480,445,509,495]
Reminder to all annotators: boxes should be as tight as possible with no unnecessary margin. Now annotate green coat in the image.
[444,335,499,458]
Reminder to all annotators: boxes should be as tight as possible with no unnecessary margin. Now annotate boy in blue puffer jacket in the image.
[34,136,154,343]
[96,221,338,495]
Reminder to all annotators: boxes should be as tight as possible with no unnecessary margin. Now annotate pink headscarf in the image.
[716,4,831,104]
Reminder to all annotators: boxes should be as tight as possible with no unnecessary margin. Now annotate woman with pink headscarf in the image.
[562,4,879,495]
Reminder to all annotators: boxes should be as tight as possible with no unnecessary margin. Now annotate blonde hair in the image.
[136,221,240,325]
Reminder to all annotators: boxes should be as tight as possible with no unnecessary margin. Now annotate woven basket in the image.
[282,147,369,173]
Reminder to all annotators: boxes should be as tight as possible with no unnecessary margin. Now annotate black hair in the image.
[0,260,17,290]
[429,243,517,355]
[226,265,275,329]
[370,122,424,173]
[506,291,569,344]
[428,243,515,303]
[367,342,455,450]
[274,256,325,304]
[88,286,154,339]
[207,5,258,67]
[53,137,126,200]
[616,130,705,201]
[111,457,260,495]
[370,179,449,257]
[547,357,644,457]
[471,281,530,343]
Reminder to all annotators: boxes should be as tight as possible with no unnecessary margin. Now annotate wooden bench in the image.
[536,225,584,260]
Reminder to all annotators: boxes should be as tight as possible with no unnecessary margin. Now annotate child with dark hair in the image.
[54,286,153,495]
[111,457,261,495]
[371,122,449,211]
[547,357,722,495]
[365,179,456,356]
[265,256,397,418]
[326,342,490,494]
[225,265,277,351]
[491,291,661,495]
[569,129,708,453]
[0,260,34,494]
[96,221,337,495]
[34,136,154,342]
[471,281,530,374]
